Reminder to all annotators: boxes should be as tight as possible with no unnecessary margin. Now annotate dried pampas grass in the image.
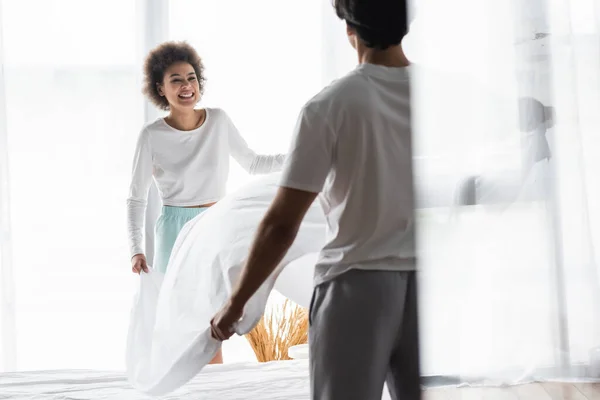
[245,299,309,362]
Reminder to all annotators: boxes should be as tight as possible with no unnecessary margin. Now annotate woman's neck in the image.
[166,108,204,131]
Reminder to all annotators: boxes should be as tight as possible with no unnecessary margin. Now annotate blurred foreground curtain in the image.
[405,0,600,383]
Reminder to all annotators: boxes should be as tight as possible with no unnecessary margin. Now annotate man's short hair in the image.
[333,0,409,50]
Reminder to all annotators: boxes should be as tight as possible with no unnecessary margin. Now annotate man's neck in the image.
[358,44,410,68]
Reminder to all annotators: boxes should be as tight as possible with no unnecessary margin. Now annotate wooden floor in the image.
[424,383,600,399]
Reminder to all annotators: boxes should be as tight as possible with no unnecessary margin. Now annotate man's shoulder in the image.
[313,70,367,102]
[302,70,368,117]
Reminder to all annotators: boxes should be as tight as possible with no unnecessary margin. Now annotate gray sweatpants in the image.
[308,269,421,400]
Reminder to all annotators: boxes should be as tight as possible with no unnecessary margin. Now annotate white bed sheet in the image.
[126,173,326,395]
[1,360,394,400]
[1,360,310,400]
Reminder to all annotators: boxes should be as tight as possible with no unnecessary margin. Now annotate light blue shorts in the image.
[153,206,208,273]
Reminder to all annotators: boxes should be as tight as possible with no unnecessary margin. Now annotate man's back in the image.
[211,2,420,398]
[280,63,415,285]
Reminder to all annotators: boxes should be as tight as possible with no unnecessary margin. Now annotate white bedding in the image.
[0,360,311,400]
[126,173,325,395]
[0,361,394,400]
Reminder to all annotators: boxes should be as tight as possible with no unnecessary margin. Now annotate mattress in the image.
[0,360,314,400]
[0,360,397,400]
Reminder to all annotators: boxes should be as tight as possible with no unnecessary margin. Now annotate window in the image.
[2,0,141,369]
[169,0,324,192]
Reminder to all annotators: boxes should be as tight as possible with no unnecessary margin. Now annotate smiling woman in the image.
[126,41,287,365]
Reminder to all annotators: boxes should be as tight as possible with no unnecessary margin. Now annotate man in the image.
[210,0,420,398]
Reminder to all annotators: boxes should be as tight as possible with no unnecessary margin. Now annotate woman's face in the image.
[158,62,200,111]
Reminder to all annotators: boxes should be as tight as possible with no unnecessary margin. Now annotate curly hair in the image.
[142,41,206,110]
[333,0,408,50]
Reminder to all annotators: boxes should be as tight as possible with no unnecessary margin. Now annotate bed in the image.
[3,361,598,400]
[0,361,403,400]
[1,360,311,400]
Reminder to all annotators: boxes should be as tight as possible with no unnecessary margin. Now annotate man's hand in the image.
[131,254,149,274]
[210,299,244,341]
[210,187,316,341]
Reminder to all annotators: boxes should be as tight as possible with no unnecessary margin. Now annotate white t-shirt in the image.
[127,107,285,257]
[279,63,415,285]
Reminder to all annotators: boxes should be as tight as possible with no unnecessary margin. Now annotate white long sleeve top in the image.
[127,108,286,257]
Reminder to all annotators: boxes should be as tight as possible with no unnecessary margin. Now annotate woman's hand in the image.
[131,254,149,274]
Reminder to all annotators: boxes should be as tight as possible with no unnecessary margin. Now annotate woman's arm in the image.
[226,113,286,174]
[127,128,154,259]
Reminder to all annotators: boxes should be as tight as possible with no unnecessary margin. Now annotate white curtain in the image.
[2,0,600,386]
[0,0,16,373]
[405,0,600,383]
[0,0,144,371]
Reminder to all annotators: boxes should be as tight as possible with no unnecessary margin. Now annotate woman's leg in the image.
[153,206,206,273]
[209,348,223,364]
[152,210,180,273]
[154,206,224,364]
